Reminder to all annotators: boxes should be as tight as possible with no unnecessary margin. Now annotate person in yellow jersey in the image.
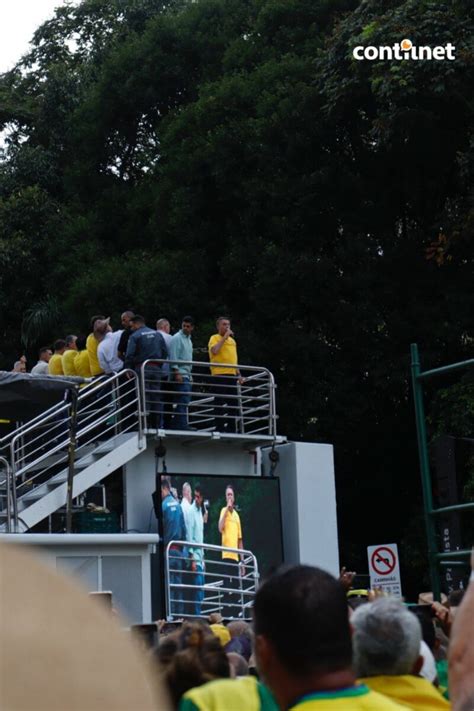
[74,335,92,379]
[253,565,409,711]
[48,339,66,375]
[61,335,78,376]
[208,316,245,433]
[86,315,106,377]
[218,484,245,618]
[352,598,449,710]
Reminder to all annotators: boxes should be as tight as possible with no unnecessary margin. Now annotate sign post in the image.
[367,543,402,597]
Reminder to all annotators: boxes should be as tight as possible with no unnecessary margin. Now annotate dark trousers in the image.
[210,375,240,433]
[220,558,242,619]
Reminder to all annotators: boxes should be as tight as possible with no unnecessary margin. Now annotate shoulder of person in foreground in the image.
[179,676,278,711]
[449,550,474,711]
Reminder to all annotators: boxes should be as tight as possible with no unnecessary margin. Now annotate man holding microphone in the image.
[218,484,245,618]
[208,317,245,433]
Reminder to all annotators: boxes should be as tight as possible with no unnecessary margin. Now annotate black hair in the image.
[253,565,352,677]
[76,335,87,351]
[130,315,146,325]
[161,475,171,491]
[65,335,77,347]
[53,339,66,352]
[90,314,105,329]
[182,316,194,325]
[38,346,51,357]
[448,589,465,607]
[411,609,436,652]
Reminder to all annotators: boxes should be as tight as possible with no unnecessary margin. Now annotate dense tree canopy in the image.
[1,0,473,592]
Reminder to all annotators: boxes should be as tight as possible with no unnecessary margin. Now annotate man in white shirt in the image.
[97,323,124,375]
[31,347,53,375]
[156,318,172,426]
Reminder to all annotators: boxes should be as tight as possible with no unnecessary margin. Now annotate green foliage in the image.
[0,0,473,586]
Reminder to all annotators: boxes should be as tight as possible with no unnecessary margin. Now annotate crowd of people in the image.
[151,562,472,710]
[13,312,246,432]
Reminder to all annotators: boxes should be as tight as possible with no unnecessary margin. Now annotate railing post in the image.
[410,343,441,600]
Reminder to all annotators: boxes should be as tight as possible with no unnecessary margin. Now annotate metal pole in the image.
[66,388,79,534]
[410,343,441,600]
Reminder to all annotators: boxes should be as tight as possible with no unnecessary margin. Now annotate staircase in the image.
[0,370,144,532]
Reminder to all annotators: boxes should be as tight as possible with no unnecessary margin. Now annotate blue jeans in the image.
[174,376,192,430]
[169,547,185,617]
[193,562,205,616]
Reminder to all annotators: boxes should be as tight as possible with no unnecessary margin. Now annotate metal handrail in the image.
[5,370,142,531]
[139,359,277,436]
[164,540,259,620]
[0,456,12,532]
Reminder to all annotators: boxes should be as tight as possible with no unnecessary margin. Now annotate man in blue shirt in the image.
[169,316,194,430]
[124,315,168,428]
[161,475,187,617]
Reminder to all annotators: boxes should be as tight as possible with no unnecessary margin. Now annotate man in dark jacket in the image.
[124,315,168,428]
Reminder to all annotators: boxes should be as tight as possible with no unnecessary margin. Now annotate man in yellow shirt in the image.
[62,335,78,376]
[218,484,244,618]
[253,566,408,710]
[208,317,244,433]
[352,598,449,710]
[48,340,66,375]
[86,315,106,377]
[74,336,92,379]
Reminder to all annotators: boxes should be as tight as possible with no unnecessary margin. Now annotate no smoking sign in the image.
[367,543,402,597]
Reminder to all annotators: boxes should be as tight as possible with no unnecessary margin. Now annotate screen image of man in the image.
[218,484,244,618]
[187,483,208,616]
[161,476,187,618]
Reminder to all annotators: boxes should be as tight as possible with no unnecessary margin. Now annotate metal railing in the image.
[140,359,277,436]
[0,456,12,532]
[411,343,474,600]
[0,358,278,531]
[1,370,142,531]
[165,540,259,621]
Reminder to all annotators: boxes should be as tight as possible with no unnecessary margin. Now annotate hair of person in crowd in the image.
[38,347,52,359]
[352,597,422,678]
[157,318,170,332]
[216,315,231,326]
[130,314,146,325]
[227,652,249,678]
[182,315,194,325]
[161,475,171,492]
[53,339,66,353]
[411,608,436,653]
[448,589,465,608]
[90,314,105,329]
[253,565,353,701]
[156,621,230,707]
[76,335,87,351]
[65,334,77,348]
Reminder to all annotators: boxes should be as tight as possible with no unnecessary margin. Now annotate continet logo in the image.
[353,38,455,61]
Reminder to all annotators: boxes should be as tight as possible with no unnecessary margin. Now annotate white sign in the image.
[367,543,402,598]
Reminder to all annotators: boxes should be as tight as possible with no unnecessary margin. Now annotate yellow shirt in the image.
[359,675,450,711]
[180,677,278,711]
[208,333,238,375]
[289,685,409,710]
[62,349,77,376]
[86,333,103,376]
[48,353,64,375]
[74,350,92,378]
[220,506,242,561]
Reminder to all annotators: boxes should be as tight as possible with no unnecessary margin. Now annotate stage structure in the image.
[0,359,339,621]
